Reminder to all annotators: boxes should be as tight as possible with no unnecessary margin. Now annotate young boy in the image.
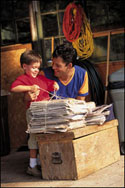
[10,50,59,177]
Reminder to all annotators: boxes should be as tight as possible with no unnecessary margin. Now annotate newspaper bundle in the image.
[26,99,112,133]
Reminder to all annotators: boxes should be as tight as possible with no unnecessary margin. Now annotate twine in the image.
[27,87,66,133]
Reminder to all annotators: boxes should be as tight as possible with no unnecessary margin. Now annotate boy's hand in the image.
[30,85,40,99]
[28,91,38,100]
[54,82,59,91]
[24,91,38,101]
[30,85,40,93]
[24,85,40,101]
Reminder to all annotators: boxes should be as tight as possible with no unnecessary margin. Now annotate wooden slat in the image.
[93,28,125,38]
[51,37,54,54]
[73,126,120,179]
[29,1,37,42]
[38,140,77,180]
[36,119,118,142]
[1,43,32,149]
[43,28,124,40]
[38,123,120,180]
[94,61,125,85]
[1,43,31,52]
[104,32,111,104]
[71,119,118,138]
[36,132,74,143]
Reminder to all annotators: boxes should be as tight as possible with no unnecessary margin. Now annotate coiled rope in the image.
[63,2,94,60]
[63,3,82,42]
[72,6,94,59]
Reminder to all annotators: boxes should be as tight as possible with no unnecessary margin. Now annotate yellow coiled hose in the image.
[72,11,94,59]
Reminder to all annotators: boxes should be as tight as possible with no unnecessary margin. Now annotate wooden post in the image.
[104,32,111,104]
[36,1,47,67]
[51,37,54,54]
[29,1,47,67]
[29,1,37,42]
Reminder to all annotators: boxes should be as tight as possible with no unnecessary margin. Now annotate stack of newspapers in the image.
[85,104,112,125]
[26,99,111,133]
[26,99,92,133]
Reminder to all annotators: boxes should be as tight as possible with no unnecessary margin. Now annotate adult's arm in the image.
[76,96,85,100]
[77,71,88,100]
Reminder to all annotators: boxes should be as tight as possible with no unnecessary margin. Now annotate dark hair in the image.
[52,43,77,66]
[20,50,42,67]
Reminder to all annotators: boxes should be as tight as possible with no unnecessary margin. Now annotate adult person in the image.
[27,43,89,101]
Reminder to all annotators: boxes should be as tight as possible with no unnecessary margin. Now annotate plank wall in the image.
[1,43,32,149]
[95,61,124,103]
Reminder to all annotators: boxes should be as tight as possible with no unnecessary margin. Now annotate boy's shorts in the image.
[26,109,38,150]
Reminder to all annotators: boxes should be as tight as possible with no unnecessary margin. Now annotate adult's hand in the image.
[76,96,85,100]
[53,82,59,91]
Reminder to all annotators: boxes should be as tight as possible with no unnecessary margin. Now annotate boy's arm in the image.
[11,85,40,93]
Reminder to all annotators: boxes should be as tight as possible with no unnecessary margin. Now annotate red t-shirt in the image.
[10,74,55,108]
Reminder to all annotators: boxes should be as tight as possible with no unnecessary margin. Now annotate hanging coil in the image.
[72,11,94,59]
[63,2,94,60]
[72,7,94,59]
[63,3,83,42]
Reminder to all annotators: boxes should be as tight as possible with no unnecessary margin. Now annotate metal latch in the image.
[51,152,62,164]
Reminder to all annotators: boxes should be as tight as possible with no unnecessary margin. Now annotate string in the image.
[39,87,66,100]
[44,101,47,133]
[27,86,66,133]
[39,87,65,133]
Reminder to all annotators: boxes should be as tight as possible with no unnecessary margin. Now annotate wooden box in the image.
[36,119,120,180]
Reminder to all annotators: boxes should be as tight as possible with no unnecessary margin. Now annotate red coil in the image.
[63,3,83,42]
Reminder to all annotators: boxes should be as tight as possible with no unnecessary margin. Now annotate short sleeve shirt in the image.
[10,74,55,108]
[42,65,88,99]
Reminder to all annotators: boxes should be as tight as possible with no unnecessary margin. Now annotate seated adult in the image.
[26,43,89,101]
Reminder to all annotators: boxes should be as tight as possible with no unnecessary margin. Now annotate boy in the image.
[10,50,59,177]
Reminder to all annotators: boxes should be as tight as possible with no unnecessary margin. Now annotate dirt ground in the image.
[1,150,124,187]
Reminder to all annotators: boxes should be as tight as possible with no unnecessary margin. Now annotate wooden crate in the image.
[36,119,120,180]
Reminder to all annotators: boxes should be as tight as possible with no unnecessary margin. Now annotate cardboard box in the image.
[36,119,120,180]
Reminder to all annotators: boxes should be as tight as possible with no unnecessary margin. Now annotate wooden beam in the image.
[104,32,111,104]
[51,37,54,54]
[36,119,118,141]
[43,28,124,40]
[93,28,125,38]
[29,1,37,42]
[29,1,47,67]
[1,44,32,52]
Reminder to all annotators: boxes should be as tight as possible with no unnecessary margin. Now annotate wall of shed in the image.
[1,43,32,149]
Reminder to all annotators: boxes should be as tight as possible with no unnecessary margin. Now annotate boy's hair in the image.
[52,43,77,66]
[20,50,42,67]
